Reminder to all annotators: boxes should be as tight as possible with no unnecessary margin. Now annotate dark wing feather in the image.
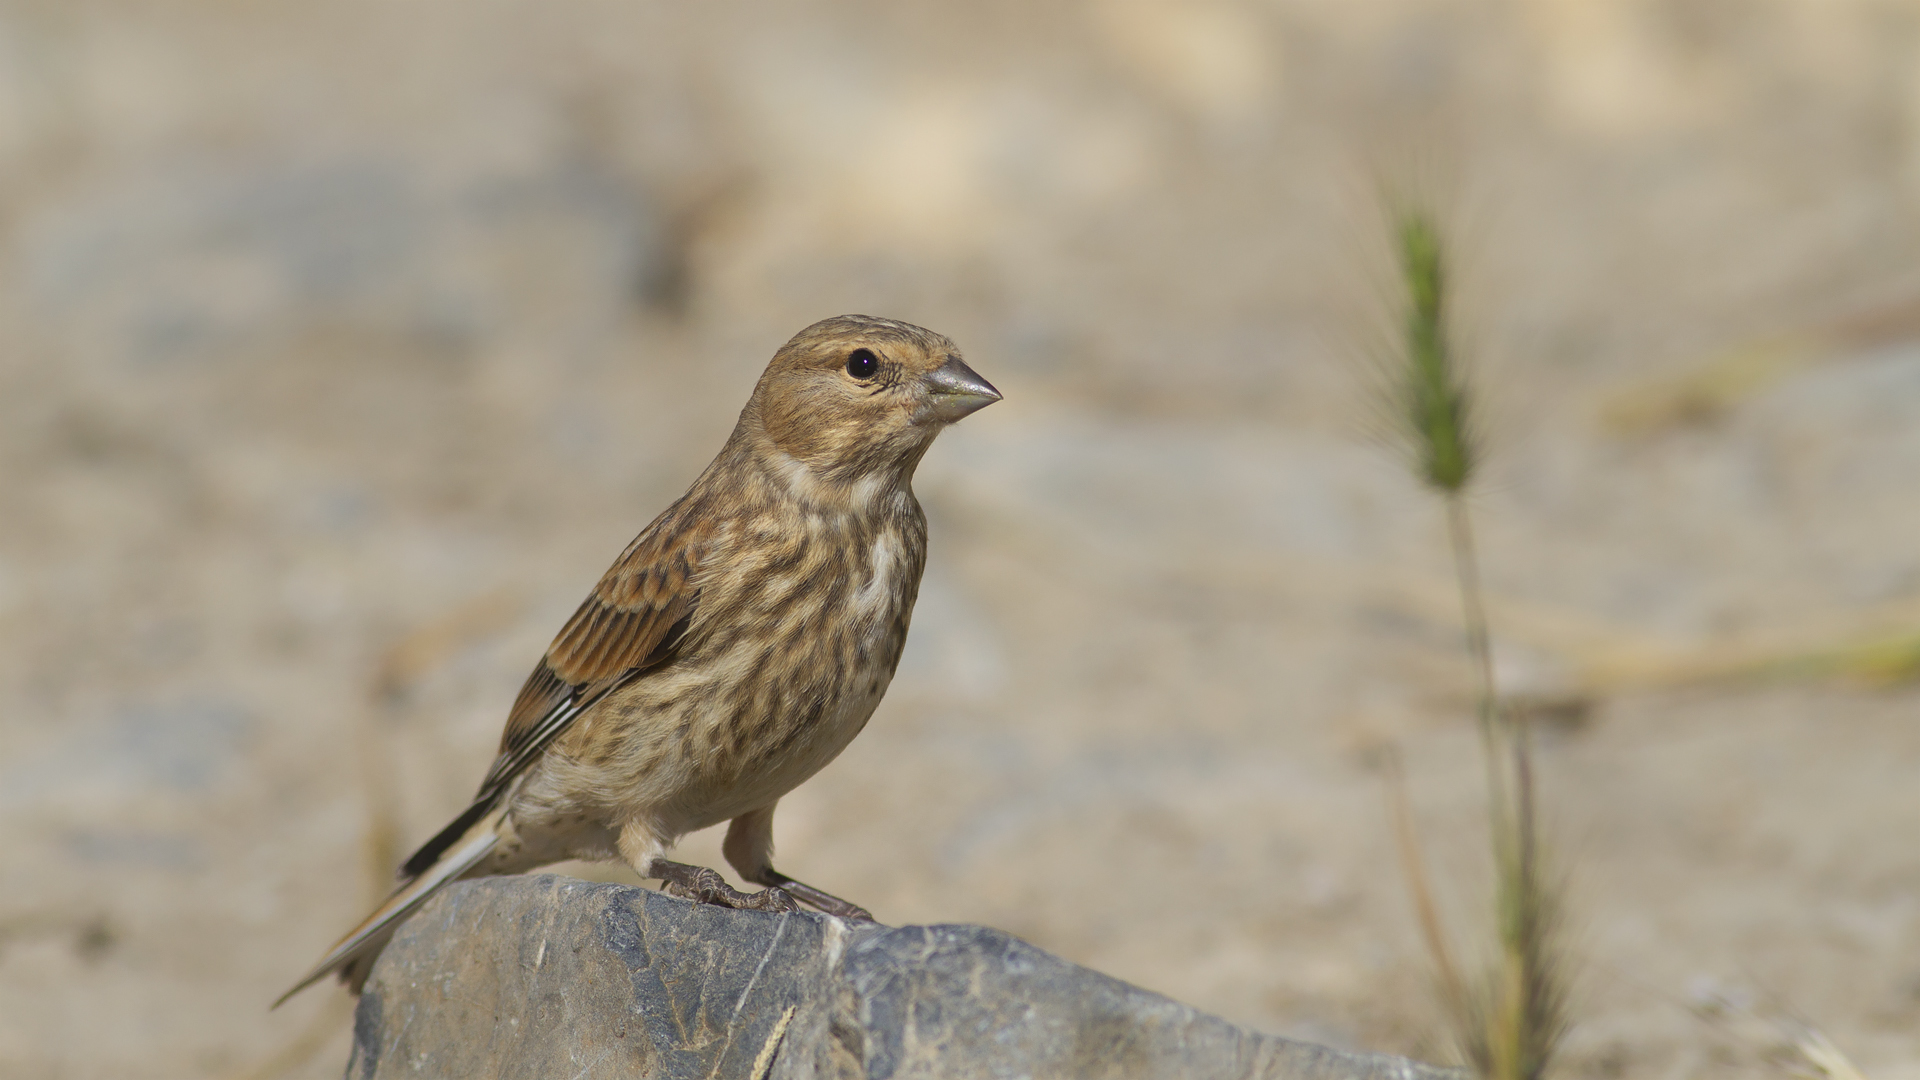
[397,513,709,880]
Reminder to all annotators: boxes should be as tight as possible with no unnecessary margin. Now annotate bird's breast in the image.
[567,509,927,828]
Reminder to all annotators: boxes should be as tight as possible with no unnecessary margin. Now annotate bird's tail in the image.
[274,809,503,1008]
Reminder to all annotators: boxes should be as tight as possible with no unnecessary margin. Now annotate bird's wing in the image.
[396,512,710,880]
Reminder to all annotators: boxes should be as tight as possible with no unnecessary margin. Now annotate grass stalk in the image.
[1384,746,1469,1016]
[1384,203,1570,1080]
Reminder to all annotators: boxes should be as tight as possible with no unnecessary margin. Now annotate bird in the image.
[278,315,1000,1005]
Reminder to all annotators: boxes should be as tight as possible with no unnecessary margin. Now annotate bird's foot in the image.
[762,871,875,921]
[650,860,799,914]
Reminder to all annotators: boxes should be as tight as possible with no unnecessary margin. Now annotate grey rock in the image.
[349,875,1459,1080]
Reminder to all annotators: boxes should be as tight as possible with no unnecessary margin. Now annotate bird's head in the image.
[744,315,1001,489]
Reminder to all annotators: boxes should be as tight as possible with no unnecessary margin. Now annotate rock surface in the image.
[348,875,1459,1080]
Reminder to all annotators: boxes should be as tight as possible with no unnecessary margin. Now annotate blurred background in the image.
[3,1,1920,1077]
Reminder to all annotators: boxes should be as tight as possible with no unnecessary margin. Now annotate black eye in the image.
[846,348,879,380]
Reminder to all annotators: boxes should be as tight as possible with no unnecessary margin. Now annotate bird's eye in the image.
[845,348,879,380]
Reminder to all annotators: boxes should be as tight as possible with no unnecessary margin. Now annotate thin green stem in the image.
[1446,495,1509,829]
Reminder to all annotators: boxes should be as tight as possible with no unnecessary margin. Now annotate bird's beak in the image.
[915,356,1002,425]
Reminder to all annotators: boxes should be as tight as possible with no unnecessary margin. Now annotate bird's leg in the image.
[620,819,796,913]
[756,871,873,921]
[645,857,800,914]
[723,806,875,921]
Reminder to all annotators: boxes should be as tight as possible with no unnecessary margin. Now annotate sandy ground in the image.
[3,2,1920,1077]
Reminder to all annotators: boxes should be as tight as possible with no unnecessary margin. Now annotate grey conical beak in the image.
[915,355,1002,425]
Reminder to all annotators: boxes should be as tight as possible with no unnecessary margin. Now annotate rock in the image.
[347,874,1460,1080]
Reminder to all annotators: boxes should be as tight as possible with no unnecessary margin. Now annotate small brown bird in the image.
[279,315,999,1004]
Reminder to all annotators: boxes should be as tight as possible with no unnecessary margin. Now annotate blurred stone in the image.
[21,157,665,363]
[349,874,1459,1080]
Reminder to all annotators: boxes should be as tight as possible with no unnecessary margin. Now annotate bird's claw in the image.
[660,867,799,914]
[812,897,874,921]
[763,874,875,921]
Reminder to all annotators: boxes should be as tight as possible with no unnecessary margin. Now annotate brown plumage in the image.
[279,315,1000,1004]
